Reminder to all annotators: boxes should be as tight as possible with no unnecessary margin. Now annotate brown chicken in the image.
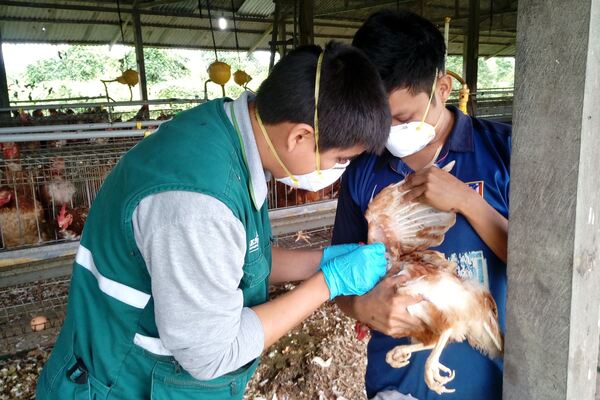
[364,162,503,395]
[0,186,47,248]
[56,204,88,240]
[273,181,339,208]
[1,142,22,173]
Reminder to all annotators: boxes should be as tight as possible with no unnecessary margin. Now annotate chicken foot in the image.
[424,328,455,394]
[386,342,435,368]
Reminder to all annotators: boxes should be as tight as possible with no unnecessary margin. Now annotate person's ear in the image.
[285,123,314,153]
[437,74,453,103]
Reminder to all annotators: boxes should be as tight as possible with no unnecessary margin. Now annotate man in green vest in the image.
[36,41,392,399]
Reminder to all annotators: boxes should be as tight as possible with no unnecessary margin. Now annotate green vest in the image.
[36,99,272,400]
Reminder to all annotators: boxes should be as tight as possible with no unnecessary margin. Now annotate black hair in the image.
[255,41,390,154]
[352,10,446,96]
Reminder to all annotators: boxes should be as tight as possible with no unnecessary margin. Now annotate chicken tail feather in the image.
[483,321,503,354]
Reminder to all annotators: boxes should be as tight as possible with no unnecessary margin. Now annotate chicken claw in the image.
[386,342,434,368]
[423,328,455,394]
[425,358,456,394]
[294,230,311,244]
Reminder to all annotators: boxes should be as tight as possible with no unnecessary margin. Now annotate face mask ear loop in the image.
[255,108,300,187]
[314,51,325,176]
[418,68,439,132]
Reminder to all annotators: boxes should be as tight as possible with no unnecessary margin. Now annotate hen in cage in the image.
[39,157,76,209]
[272,180,340,208]
[0,185,48,248]
[56,204,88,240]
[0,134,141,250]
[364,161,503,395]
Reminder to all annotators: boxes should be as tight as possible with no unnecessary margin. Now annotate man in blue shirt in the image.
[333,11,511,400]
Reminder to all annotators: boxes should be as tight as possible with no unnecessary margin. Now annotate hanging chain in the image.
[116,0,126,44]
[205,0,219,60]
[231,0,241,63]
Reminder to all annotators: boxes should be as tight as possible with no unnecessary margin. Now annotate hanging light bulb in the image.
[218,15,228,30]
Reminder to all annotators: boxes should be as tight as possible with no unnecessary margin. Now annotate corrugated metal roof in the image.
[237,0,275,17]
[0,0,517,55]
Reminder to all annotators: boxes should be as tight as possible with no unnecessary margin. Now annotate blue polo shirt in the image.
[332,106,511,400]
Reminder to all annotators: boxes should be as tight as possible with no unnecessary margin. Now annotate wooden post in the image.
[299,0,314,46]
[0,28,10,119]
[132,9,148,102]
[464,0,479,115]
[503,0,600,399]
[278,11,287,57]
[269,0,280,72]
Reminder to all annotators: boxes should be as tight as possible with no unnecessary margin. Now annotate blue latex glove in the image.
[320,243,361,265]
[320,242,387,300]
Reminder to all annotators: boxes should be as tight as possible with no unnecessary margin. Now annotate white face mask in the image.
[386,70,443,158]
[386,121,436,158]
[276,161,349,192]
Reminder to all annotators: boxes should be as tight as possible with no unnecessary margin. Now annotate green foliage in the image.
[123,48,189,83]
[446,56,515,89]
[12,45,516,104]
[25,46,116,85]
[155,85,200,99]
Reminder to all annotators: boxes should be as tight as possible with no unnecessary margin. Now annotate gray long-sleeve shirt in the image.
[132,92,268,380]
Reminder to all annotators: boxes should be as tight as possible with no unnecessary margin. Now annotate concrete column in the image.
[503,1,600,399]
[132,10,148,102]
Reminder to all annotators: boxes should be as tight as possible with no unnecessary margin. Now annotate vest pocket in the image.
[87,374,111,400]
[150,358,258,400]
[37,349,112,400]
[240,250,270,288]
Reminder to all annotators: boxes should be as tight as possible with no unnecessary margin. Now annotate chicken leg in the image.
[424,328,455,394]
[386,342,435,368]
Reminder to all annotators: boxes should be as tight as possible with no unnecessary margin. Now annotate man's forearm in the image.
[269,246,323,283]
[253,272,330,347]
[459,191,509,263]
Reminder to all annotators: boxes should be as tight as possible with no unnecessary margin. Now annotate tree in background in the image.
[14,45,269,102]
[25,46,113,85]
[154,50,272,100]
[122,48,189,84]
[446,56,515,89]
[12,45,513,104]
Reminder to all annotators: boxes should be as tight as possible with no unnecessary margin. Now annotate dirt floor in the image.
[0,284,369,400]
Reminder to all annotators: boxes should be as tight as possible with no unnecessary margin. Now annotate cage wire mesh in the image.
[0,225,333,356]
[0,137,141,250]
[0,102,339,354]
[0,132,339,252]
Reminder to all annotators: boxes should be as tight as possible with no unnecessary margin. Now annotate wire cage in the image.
[0,276,69,355]
[1,98,205,128]
[0,97,341,252]
[0,137,140,251]
[267,179,340,209]
[0,225,333,357]
[0,136,340,252]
